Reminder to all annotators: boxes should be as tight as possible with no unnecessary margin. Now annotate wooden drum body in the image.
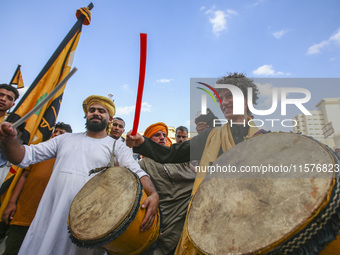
[187,133,340,255]
[68,167,160,255]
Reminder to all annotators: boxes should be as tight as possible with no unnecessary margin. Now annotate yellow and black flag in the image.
[6,3,93,145]
[9,65,24,89]
[0,3,93,223]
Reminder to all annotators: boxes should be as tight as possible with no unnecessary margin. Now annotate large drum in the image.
[187,133,340,254]
[68,167,160,255]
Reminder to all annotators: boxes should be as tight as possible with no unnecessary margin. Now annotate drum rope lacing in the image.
[268,180,340,255]
[268,145,340,255]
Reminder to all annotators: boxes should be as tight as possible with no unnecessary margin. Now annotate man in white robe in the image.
[0,95,159,255]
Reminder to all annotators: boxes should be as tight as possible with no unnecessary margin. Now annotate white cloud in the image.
[156,78,173,83]
[116,105,134,115]
[272,29,288,39]
[253,65,275,75]
[121,83,133,94]
[226,9,238,16]
[330,57,336,62]
[116,102,152,115]
[141,102,152,112]
[307,29,340,55]
[252,65,290,76]
[200,6,206,11]
[205,7,238,37]
[255,82,277,106]
[306,40,329,55]
[253,0,266,6]
[330,30,340,44]
[209,10,226,35]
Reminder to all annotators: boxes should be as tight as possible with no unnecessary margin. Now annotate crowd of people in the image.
[0,71,339,255]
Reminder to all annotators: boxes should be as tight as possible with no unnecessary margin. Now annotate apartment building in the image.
[293,98,340,149]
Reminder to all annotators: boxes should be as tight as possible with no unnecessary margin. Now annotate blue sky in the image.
[1,0,339,133]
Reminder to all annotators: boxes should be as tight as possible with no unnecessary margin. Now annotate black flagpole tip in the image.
[88,3,94,10]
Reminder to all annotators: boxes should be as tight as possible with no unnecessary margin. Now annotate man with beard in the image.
[0,95,159,255]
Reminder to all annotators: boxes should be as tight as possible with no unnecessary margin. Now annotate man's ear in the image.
[109,116,113,123]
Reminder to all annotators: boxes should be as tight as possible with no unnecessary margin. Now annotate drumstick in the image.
[131,33,147,136]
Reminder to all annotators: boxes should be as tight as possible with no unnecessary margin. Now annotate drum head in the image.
[69,167,139,243]
[188,133,336,254]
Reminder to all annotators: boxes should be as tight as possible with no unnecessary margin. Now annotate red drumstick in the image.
[132,33,147,136]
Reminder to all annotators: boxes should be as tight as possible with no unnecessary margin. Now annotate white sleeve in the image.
[114,140,149,179]
[17,138,58,169]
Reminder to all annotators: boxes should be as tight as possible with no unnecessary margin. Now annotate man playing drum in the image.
[127,73,340,255]
[127,73,261,254]
[0,95,159,255]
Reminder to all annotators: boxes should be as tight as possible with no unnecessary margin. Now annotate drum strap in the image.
[108,140,117,167]
[88,140,117,176]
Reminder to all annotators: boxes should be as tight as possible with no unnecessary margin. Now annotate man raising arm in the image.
[0,95,158,255]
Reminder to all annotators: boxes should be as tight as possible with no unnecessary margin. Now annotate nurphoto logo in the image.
[198,83,312,128]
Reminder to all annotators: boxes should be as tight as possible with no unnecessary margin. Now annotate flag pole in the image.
[8,65,21,86]
[7,3,93,123]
